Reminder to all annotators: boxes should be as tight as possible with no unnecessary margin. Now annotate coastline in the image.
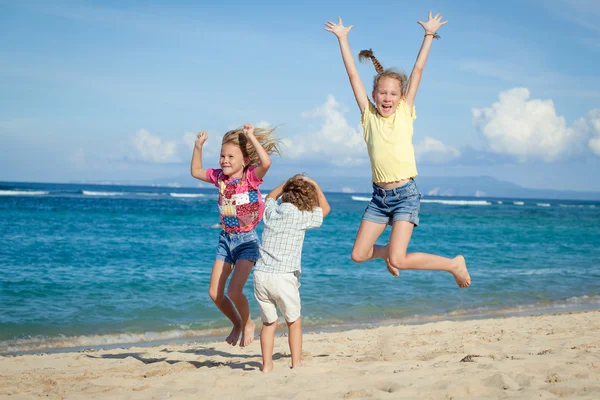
[2,309,599,399]
[3,300,600,356]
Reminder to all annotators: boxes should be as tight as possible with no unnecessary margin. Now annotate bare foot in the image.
[451,255,471,288]
[240,320,256,347]
[225,326,241,346]
[261,360,273,373]
[385,258,400,277]
[291,361,301,369]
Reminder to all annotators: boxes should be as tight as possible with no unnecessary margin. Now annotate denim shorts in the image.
[216,230,260,264]
[362,180,421,226]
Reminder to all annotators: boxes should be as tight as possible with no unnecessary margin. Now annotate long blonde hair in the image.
[358,49,407,95]
[221,127,281,168]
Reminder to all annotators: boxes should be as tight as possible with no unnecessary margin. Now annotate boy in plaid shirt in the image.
[253,175,330,373]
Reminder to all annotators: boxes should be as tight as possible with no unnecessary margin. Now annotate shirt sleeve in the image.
[360,102,376,126]
[399,99,416,120]
[302,207,323,230]
[263,197,278,221]
[205,168,222,187]
[245,166,264,189]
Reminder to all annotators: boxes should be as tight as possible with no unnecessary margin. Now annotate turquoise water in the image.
[1,181,599,353]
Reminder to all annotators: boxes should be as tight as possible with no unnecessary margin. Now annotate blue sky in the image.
[1,0,599,192]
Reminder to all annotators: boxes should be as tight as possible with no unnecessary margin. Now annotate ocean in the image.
[1,181,599,354]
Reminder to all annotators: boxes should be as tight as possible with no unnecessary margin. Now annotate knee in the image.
[388,254,407,270]
[208,288,224,304]
[351,249,368,264]
[227,286,244,302]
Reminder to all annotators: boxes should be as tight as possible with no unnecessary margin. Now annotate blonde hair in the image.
[358,49,408,95]
[281,176,318,212]
[221,127,281,168]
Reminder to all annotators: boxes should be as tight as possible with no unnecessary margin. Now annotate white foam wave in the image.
[497,201,503,204]
[0,190,48,196]
[536,203,551,207]
[420,199,491,206]
[0,328,220,354]
[351,196,371,202]
[169,193,205,198]
[513,201,525,205]
[82,191,124,196]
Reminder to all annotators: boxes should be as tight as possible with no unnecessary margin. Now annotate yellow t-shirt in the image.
[361,99,417,183]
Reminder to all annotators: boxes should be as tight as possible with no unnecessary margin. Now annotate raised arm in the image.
[190,131,211,182]
[405,11,448,109]
[266,180,287,201]
[325,17,369,114]
[243,123,272,180]
[302,176,331,218]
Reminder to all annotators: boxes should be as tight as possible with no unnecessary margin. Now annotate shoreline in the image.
[2,309,599,399]
[3,302,599,356]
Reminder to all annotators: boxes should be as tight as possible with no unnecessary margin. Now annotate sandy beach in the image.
[1,310,599,399]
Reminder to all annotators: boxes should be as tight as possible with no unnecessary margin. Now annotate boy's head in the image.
[281,175,318,211]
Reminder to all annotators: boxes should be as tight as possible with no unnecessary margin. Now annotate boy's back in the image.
[255,198,323,275]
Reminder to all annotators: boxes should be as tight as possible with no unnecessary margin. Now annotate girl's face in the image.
[373,77,402,118]
[219,142,247,177]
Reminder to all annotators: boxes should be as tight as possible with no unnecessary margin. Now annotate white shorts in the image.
[253,270,301,324]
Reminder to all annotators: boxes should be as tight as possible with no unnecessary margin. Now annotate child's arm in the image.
[325,17,369,114]
[404,11,448,109]
[190,131,211,182]
[243,123,272,180]
[302,176,331,218]
[266,180,287,201]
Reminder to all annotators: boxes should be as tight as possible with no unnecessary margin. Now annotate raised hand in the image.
[417,11,448,34]
[195,131,208,150]
[243,123,255,136]
[324,17,353,39]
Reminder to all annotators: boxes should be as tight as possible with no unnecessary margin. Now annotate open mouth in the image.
[381,104,393,113]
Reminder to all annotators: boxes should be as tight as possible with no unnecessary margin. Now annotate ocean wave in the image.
[536,203,551,207]
[351,196,371,202]
[0,190,48,196]
[0,328,221,354]
[513,201,525,205]
[421,199,491,206]
[82,191,124,196]
[169,193,205,198]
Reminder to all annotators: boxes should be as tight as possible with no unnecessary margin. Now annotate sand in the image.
[1,310,599,399]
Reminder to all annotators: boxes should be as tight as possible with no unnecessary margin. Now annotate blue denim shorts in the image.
[362,180,421,226]
[216,230,260,264]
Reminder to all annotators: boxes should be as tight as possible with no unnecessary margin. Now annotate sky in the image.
[1,0,599,193]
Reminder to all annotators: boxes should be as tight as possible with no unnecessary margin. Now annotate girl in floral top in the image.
[191,123,280,347]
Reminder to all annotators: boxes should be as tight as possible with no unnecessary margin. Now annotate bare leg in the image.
[287,318,302,369]
[388,221,471,288]
[260,321,277,373]
[208,259,242,345]
[351,220,398,275]
[228,259,256,346]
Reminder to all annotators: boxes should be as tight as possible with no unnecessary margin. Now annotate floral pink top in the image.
[206,166,264,233]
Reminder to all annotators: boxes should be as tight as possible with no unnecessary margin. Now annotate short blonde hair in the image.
[359,49,407,95]
[281,176,318,211]
[222,127,281,168]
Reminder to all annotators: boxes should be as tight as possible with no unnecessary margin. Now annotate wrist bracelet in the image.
[425,32,440,39]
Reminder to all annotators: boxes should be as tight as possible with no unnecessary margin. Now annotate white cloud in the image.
[277,95,367,166]
[587,109,600,155]
[415,137,461,164]
[472,88,583,162]
[256,120,271,129]
[132,129,179,163]
[341,187,356,193]
[300,94,364,152]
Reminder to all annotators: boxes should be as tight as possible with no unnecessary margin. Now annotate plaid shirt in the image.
[254,198,323,274]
